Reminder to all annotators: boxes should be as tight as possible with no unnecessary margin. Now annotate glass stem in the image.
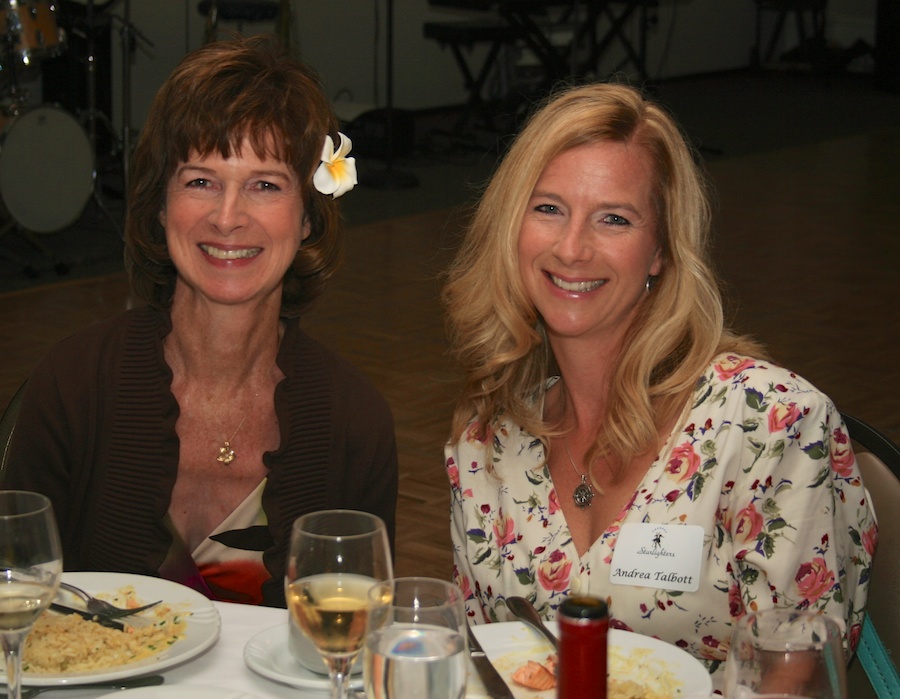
[327,654,356,699]
[1,630,29,699]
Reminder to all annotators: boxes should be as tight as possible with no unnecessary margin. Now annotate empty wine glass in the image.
[364,577,467,699]
[724,608,847,699]
[0,491,63,699]
[285,510,393,699]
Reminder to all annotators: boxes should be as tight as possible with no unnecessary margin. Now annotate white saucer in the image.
[243,624,363,691]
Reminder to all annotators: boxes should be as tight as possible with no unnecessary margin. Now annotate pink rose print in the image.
[728,584,744,618]
[537,550,572,592]
[609,617,633,632]
[795,557,835,604]
[862,524,878,558]
[714,355,755,380]
[734,501,764,544]
[849,623,862,652]
[831,444,855,478]
[492,510,516,547]
[447,461,460,489]
[767,401,801,433]
[465,421,492,445]
[458,575,474,600]
[548,488,560,515]
[667,442,700,483]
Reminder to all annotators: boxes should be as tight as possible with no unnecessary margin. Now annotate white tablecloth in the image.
[25,601,491,698]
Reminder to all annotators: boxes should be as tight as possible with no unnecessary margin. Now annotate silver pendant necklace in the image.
[564,437,595,509]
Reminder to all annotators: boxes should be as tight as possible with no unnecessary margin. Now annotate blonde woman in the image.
[443,83,874,690]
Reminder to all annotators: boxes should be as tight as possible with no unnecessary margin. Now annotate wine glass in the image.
[724,608,847,699]
[364,577,467,699]
[0,491,63,699]
[285,510,393,699]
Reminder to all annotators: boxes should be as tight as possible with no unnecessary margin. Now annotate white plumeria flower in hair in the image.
[313,132,357,198]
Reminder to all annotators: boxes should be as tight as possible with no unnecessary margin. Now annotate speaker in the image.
[876,0,900,92]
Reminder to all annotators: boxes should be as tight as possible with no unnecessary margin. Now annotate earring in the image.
[645,275,657,293]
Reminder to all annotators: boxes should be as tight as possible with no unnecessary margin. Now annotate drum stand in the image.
[79,0,124,238]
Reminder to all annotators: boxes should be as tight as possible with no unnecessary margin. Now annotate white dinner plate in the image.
[243,624,364,691]
[1,572,221,687]
[471,622,713,698]
[98,687,262,699]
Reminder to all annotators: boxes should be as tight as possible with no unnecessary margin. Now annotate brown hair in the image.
[125,35,343,318]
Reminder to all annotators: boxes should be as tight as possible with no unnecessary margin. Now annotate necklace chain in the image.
[563,437,596,509]
[215,337,281,465]
[216,401,254,465]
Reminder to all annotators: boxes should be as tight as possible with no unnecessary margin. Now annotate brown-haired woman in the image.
[443,82,874,690]
[3,36,397,607]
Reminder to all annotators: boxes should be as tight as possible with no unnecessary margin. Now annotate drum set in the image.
[0,0,146,275]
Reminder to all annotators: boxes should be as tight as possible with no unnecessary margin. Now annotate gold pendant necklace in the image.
[214,336,281,465]
[564,437,596,509]
[216,411,250,465]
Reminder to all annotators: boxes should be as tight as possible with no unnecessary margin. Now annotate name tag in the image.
[609,523,704,592]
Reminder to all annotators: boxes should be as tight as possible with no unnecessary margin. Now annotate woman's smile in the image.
[548,273,606,294]
[199,244,264,261]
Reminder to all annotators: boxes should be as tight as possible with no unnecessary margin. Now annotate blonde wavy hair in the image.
[443,82,761,471]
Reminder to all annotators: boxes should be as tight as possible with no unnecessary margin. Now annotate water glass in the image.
[364,577,467,699]
[724,608,847,699]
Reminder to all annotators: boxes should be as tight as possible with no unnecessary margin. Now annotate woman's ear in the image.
[300,215,311,243]
[650,246,663,277]
[158,208,166,228]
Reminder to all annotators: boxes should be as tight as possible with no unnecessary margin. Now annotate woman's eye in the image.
[603,213,630,226]
[186,178,209,188]
[256,181,281,192]
[534,204,559,214]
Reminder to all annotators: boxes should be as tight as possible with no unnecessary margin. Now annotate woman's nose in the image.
[554,220,592,264]
[210,186,248,233]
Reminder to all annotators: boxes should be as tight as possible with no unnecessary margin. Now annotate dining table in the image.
[23,600,495,699]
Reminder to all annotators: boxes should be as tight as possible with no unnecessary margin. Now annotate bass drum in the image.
[0,105,94,233]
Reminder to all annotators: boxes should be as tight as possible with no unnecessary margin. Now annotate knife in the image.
[467,625,515,699]
[49,603,125,631]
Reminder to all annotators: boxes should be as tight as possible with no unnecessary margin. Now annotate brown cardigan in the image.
[3,306,398,607]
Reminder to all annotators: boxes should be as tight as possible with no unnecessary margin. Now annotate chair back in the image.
[842,413,900,699]
[0,381,27,478]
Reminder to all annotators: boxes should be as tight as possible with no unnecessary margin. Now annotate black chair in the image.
[841,412,900,698]
[752,0,827,67]
[198,0,281,43]
[423,19,519,130]
[0,381,27,478]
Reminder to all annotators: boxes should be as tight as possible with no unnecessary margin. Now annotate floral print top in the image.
[446,354,876,690]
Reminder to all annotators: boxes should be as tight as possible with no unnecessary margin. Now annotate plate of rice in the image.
[469,622,713,699]
[0,572,221,687]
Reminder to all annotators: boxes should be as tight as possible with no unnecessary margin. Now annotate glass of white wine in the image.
[364,577,467,699]
[723,608,847,699]
[0,491,63,699]
[286,510,393,699]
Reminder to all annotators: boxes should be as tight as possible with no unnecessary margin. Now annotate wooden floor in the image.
[1,127,898,581]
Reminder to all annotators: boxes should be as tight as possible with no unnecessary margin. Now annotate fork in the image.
[58,582,161,619]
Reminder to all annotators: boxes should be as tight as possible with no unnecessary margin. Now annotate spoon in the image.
[506,596,559,650]
[1,673,164,699]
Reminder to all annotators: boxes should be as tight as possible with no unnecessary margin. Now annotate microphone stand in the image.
[360,0,417,190]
